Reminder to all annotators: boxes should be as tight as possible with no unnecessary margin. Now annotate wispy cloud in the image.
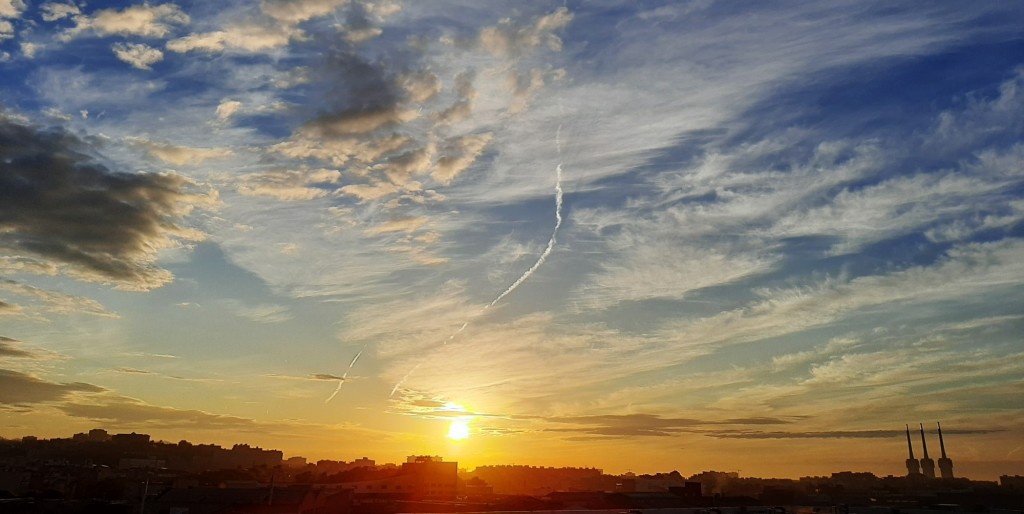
[59,3,190,41]
[0,336,34,358]
[0,279,118,319]
[111,42,164,70]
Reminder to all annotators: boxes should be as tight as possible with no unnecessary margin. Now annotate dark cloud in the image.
[113,367,153,375]
[340,2,383,44]
[546,414,702,437]
[305,105,413,137]
[311,373,343,380]
[0,369,105,405]
[478,426,529,436]
[278,49,425,174]
[58,395,261,430]
[265,373,343,382]
[0,337,33,358]
[302,50,404,137]
[544,414,797,438]
[0,118,211,290]
[705,428,1001,439]
[723,416,799,425]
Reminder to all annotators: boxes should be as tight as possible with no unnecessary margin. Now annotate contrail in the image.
[325,346,364,403]
[443,322,469,345]
[484,99,565,310]
[486,144,562,309]
[389,362,420,397]
[391,104,567,396]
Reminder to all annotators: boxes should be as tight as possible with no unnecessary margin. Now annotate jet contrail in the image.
[325,347,364,403]
[389,362,420,398]
[486,151,562,308]
[391,106,567,396]
[484,99,565,310]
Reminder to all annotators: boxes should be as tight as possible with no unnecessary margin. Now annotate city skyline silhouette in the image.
[2,0,1023,490]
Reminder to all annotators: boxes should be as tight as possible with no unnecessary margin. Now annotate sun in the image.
[447,419,471,441]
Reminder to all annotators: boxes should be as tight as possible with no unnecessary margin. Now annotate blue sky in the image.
[1,0,1023,478]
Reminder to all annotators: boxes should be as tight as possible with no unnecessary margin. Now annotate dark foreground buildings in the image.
[1,428,1021,513]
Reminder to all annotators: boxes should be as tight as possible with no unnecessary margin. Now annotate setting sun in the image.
[447,420,471,441]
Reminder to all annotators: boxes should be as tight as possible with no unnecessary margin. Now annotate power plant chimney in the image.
[937,421,954,479]
[919,423,935,479]
[905,424,921,476]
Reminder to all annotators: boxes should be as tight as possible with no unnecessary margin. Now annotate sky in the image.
[1,0,1023,480]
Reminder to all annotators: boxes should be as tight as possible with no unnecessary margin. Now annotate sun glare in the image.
[447,419,470,441]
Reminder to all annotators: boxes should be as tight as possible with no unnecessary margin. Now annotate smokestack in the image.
[937,421,954,479]
[919,423,935,479]
[920,424,930,459]
[938,421,947,458]
[905,424,921,476]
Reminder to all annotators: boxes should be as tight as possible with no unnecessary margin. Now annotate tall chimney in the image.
[919,423,935,479]
[937,421,954,479]
[905,424,921,476]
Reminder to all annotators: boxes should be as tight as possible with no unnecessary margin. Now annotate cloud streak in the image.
[0,369,105,405]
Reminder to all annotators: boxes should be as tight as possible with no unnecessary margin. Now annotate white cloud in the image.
[574,239,777,310]
[0,0,25,19]
[400,71,442,104]
[166,22,296,53]
[40,2,80,22]
[655,239,1024,354]
[260,0,347,25]
[362,216,430,236]
[19,40,38,58]
[338,180,404,202]
[478,7,573,58]
[41,108,70,121]
[507,67,545,114]
[215,99,242,121]
[769,163,1016,255]
[0,279,119,319]
[111,42,164,70]
[432,133,493,184]
[0,19,13,40]
[128,138,232,166]
[434,71,476,125]
[236,168,341,201]
[344,25,381,44]
[63,3,190,40]
[221,300,293,324]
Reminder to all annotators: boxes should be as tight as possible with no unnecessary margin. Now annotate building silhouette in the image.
[918,423,936,479]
